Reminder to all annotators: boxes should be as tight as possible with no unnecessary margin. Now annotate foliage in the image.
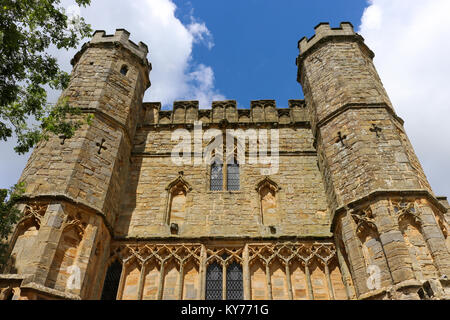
[0,0,92,154]
[0,183,24,268]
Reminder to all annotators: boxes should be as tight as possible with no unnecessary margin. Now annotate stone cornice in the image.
[20,281,81,300]
[130,150,317,158]
[311,102,404,148]
[111,235,334,243]
[16,194,114,238]
[316,102,403,130]
[330,189,448,232]
[138,120,311,131]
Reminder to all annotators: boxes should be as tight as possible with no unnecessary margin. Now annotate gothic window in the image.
[394,202,438,280]
[169,187,187,225]
[101,260,123,300]
[226,261,243,300]
[165,173,192,227]
[205,260,243,300]
[210,162,223,191]
[205,261,222,300]
[226,159,240,191]
[256,177,280,225]
[46,222,84,292]
[399,215,437,280]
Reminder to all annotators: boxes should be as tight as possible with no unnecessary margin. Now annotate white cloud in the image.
[188,19,215,50]
[0,0,224,189]
[187,64,225,108]
[359,0,450,197]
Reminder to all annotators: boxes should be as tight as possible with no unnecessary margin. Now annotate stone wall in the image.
[117,123,330,239]
[2,25,449,301]
[297,22,450,300]
[108,241,354,300]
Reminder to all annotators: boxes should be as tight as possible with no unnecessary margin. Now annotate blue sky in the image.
[1,0,450,199]
[171,0,367,108]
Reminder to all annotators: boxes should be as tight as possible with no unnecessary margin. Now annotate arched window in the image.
[227,159,239,191]
[256,177,280,225]
[205,260,243,300]
[101,260,123,300]
[205,261,222,300]
[210,162,223,191]
[165,173,192,228]
[226,261,243,300]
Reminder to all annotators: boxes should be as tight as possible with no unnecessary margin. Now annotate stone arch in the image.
[397,208,438,281]
[352,208,392,292]
[182,259,200,300]
[121,257,141,300]
[5,204,46,274]
[165,173,192,227]
[334,231,356,299]
[290,259,308,300]
[101,259,123,300]
[327,255,349,300]
[0,286,14,300]
[162,258,180,300]
[256,177,281,226]
[249,257,267,300]
[269,257,289,300]
[46,219,85,292]
[308,256,329,300]
[141,257,161,300]
[433,210,450,253]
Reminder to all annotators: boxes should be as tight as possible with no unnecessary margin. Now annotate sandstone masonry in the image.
[0,23,449,300]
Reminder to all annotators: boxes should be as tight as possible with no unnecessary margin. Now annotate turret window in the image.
[120,65,128,76]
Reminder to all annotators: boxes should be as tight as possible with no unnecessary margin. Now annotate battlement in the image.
[141,99,309,126]
[90,29,149,60]
[71,29,150,67]
[297,22,356,55]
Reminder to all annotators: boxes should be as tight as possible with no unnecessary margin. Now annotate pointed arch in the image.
[351,207,392,292]
[393,201,438,281]
[6,204,45,274]
[165,172,193,226]
[101,259,123,300]
[256,177,281,226]
[226,155,240,191]
[46,215,85,292]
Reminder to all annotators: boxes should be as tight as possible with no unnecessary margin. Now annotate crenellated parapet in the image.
[297,22,358,54]
[90,29,148,59]
[71,29,151,83]
[141,99,309,126]
[296,22,374,84]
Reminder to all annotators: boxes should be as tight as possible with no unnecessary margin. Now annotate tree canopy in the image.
[0,184,24,268]
[0,0,92,154]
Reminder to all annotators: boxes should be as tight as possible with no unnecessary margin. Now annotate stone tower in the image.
[296,22,450,299]
[0,24,449,300]
[0,30,151,299]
